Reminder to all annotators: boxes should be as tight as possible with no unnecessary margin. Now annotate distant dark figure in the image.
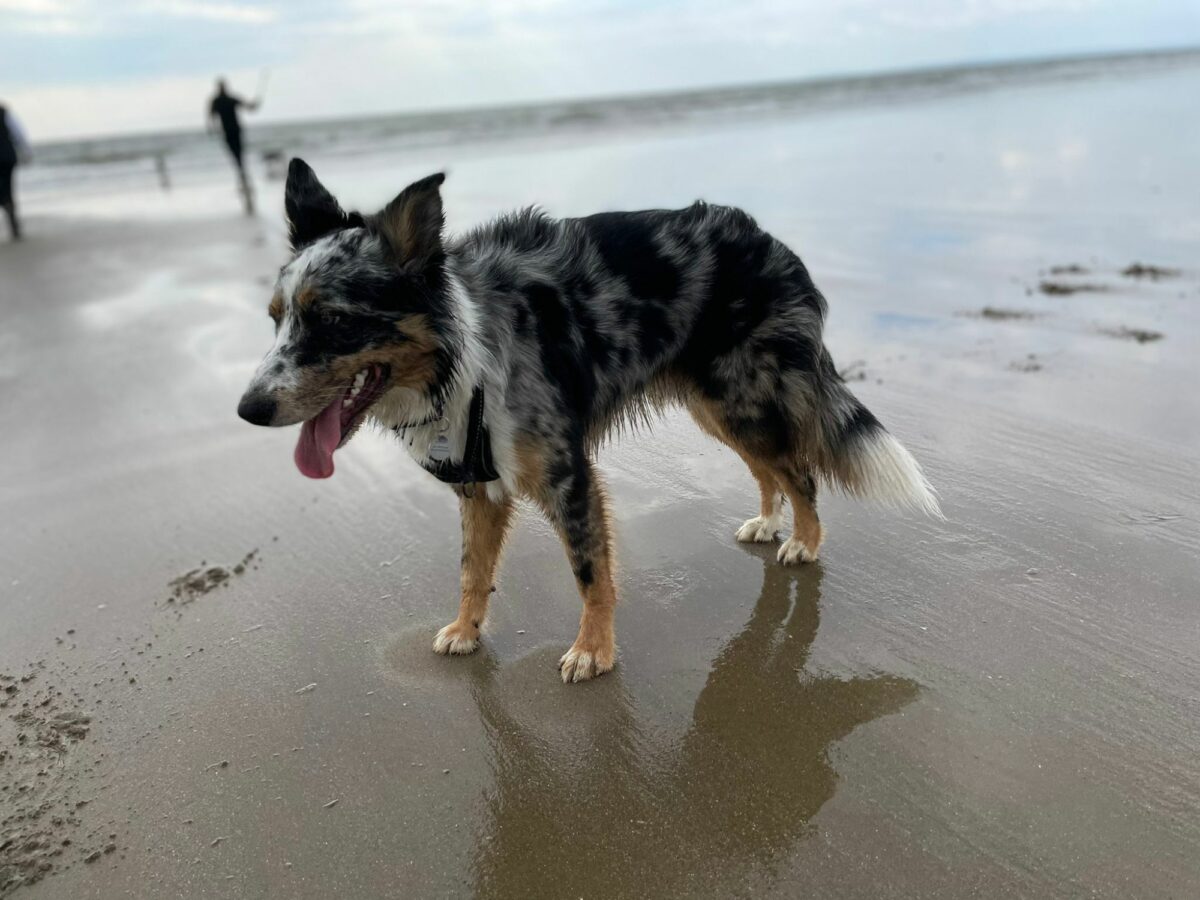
[155,152,171,191]
[0,103,31,241]
[207,79,259,212]
[261,148,287,181]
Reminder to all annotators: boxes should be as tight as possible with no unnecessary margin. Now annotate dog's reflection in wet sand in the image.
[466,553,920,899]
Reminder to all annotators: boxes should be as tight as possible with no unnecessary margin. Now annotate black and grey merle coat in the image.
[240,160,938,681]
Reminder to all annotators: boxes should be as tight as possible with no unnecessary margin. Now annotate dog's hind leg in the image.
[686,398,785,544]
[433,492,516,656]
[732,453,821,561]
[774,467,824,565]
[688,394,822,561]
[734,455,785,544]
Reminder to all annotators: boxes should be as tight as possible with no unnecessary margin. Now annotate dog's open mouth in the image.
[294,364,390,479]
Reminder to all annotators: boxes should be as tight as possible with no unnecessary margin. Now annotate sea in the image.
[19,46,1200,200]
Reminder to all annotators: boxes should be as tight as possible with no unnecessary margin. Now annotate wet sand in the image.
[3,62,1200,898]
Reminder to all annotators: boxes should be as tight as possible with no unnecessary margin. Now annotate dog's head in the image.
[238,158,453,479]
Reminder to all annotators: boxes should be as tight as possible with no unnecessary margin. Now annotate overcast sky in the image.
[2,0,1198,141]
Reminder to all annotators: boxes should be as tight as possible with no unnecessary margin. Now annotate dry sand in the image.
[2,61,1199,898]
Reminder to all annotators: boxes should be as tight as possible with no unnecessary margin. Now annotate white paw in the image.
[777,537,818,565]
[735,515,782,543]
[432,623,479,655]
[558,646,614,683]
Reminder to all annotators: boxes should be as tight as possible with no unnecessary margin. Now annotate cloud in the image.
[866,0,1101,31]
[0,0,73,12]
[0,0,276,33]
[0,0,91,33]
[141,1,277,24]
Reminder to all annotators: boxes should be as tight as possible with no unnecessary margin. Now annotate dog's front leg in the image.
[433,491,515,656]
[544,455,618,683]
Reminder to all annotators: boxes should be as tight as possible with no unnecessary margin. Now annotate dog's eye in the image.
[320,312,340,327]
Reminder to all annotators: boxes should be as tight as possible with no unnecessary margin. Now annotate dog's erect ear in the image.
[376,173,446,271]
[285,158,350,250]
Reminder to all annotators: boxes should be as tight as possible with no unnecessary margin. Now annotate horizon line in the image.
[30,41,1200,149]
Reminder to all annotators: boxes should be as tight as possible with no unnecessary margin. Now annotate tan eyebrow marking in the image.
[268,292,283,321]
[295,285,319,311]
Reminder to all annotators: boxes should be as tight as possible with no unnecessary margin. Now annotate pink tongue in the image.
[294,391,346,479]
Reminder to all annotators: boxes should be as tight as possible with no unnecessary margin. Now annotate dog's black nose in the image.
[237,392,277,426]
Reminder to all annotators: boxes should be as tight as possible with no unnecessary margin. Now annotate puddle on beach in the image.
[464,558,919,899]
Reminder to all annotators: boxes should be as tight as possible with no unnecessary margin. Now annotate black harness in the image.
[395,386,500,490]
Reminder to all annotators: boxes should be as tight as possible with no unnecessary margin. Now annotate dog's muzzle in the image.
[237,390,277,427]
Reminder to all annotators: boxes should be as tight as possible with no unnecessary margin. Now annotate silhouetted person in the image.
[207,78,259,212]
[0,103,30,241]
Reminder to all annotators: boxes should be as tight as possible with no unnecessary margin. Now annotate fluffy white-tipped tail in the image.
[814,363,942,518]
[832,427,943,518]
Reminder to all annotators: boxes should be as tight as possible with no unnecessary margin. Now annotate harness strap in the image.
[418,385,500,488]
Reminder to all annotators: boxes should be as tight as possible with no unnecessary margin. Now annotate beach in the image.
[2,53,1200,898]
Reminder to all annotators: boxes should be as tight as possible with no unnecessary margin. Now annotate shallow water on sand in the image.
[2,61,1199,898]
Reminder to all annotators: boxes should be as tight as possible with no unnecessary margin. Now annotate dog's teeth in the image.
[346,370,367,402]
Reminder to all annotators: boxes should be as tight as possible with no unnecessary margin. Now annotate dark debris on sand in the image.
[1009,354,1043,373]
[838,360,869,382]
[1099,326,1164,344]
[5,548,269,895]
[1038,280,1108,296]
[0,667,105,898]
[166,550,258,605]
[1121,263,1180,280]
[965,307,1037,321]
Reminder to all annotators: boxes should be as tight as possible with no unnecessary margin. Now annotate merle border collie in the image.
[238,159,941,683]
